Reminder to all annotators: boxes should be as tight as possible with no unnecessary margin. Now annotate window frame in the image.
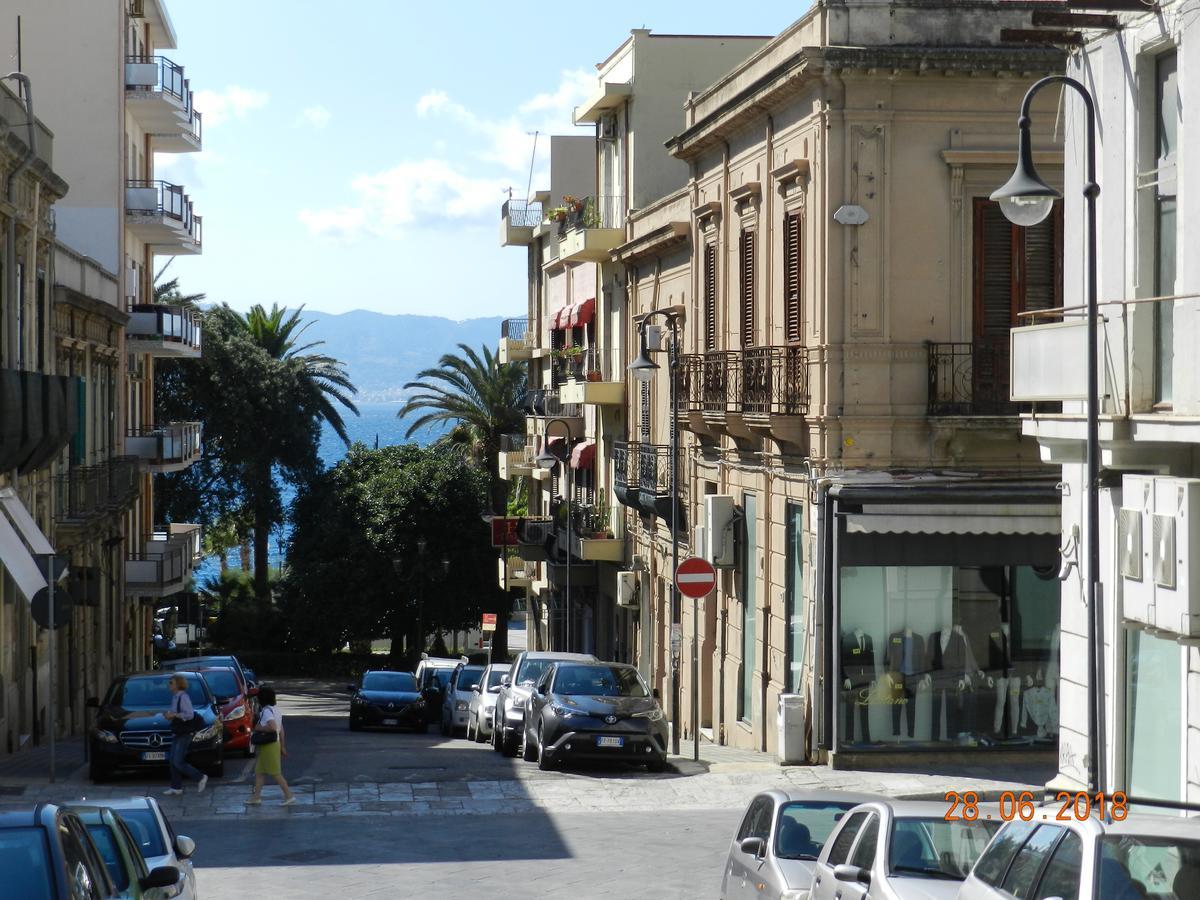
[826,810,870,867]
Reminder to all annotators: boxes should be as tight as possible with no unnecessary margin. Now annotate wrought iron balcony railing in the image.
[501,317,530,343]
[556,195,622,235]
[613,441,687,529]
[501,199,544,228]
[927,340,1022,416]
[523,388,581,419]
[678,347,809,416]
[551,346,613,384]
[54,456,140,525]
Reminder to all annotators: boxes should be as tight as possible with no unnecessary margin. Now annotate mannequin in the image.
[840,627,875,744]
[1021,668,1058,738]
[1045,626,1061,705]
[885,626,925,739]
[984,624,1021,738]
[924,624,978,740]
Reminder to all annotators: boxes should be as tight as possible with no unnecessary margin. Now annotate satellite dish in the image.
[31,585,72,631]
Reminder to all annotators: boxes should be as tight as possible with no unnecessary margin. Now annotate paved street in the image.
[6,679,1054,898]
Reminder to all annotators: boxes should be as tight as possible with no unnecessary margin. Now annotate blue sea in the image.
[192,402,444,584]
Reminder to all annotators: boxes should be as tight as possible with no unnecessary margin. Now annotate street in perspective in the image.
[0,0,1199,898]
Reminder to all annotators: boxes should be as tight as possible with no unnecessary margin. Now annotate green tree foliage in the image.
[199,568,285,650]
[281,444,499,663]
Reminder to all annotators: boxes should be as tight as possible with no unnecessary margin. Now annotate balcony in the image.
[125,180,202,254]
[498,552,538,589]
[155,522,203,563]
[555,196,624,263]
[553,500,623,562]
[54,456,140,529]
[523,388,583,437]
[678,347,809,446]
[125,57,202,152]
[512,516,555,562]
[501,199,543,247]
[557,347,624,407]
[927,339,1027,416]
[498,433,536,481]
[127,422,201,472]
[126,303,202,358]
[613,442,687,531]
[498,317,536,363]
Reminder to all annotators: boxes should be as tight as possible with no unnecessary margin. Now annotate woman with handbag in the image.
[246,686,296,806]
[163,674,208,796]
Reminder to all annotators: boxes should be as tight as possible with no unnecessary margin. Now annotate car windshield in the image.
[889,817,1000,880]
[86,824,129,890]
[112,675,208,709]
[486,668,509,688]
[201,670,240,700]
[0,827,52,900]
[553,665,648,697]
[116,807,166,858]
[165,656,237,672]
[363,672,416,692]
[1099,834,1200,899]
[456,667,484,691]
[775,802,859,860]
[425,669,453,689]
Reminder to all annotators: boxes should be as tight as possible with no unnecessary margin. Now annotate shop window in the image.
[785,503,805,693]
[1126,629,1182,801]
[739,492,757,722]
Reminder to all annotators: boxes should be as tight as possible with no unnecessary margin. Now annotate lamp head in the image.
[628,324,660,382]
[991,117,1060,227]
[535,446,559,471]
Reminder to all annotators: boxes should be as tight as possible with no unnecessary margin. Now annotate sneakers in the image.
[245,797,262,806]
[163,788,183,796]
[197,775,208,794]
[282,795,297,806]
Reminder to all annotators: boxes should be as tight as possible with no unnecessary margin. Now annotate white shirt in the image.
[260,705,282,732]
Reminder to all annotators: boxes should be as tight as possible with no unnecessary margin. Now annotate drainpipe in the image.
[3,73,37,373]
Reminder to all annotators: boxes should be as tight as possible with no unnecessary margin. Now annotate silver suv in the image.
[491,650,596,758]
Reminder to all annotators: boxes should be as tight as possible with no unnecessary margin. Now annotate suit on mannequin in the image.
[885,629,925,738]
[985,624,1020,737]
[924,625,978,740]
[840,629,874,744]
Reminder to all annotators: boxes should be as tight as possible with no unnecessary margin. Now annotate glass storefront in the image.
[837,564,1061,748]
[1126,629,1182,801]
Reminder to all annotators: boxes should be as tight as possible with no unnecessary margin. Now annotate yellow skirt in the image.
[254,739,282,776]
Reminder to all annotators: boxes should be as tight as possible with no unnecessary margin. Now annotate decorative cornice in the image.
[729,182,762,206]
[940,149,1064,168]
[692,200,722,222]
[612,222,690,264]
[771,159,810,186]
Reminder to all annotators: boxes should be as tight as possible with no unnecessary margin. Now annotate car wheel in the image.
[209,754,225,778]
[466,715,475,742]
[520,722,537,762]
[536,726,555,771]
[349,717,362,732]
[474,717,487,744]
[88,760,110,784]
[501,719,518,757]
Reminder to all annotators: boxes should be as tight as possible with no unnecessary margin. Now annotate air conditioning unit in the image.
[694,525,708,563]
[518,519,554,545]
[1121,475,1154,627]
[1152,476,1200,636]
[616,570,641,609]
[599,114,618,140]
[705,495,737,568]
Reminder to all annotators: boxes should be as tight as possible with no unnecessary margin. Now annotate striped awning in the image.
[843,504,1061,536]
[570,439,596,470]
[552,297,595,330]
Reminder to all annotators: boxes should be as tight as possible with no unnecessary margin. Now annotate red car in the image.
[198,666,258,757]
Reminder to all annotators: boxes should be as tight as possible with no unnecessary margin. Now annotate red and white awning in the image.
[551,297,595,330]
[570,439,596,470]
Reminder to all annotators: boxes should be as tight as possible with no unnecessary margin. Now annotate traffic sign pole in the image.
[673,556,716,763]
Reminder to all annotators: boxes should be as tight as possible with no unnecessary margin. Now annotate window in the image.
[737,796,774,842]
[739,228,756,347]
[1035,830,1082,900]
[784,211,803,343]
[739,492,757,721]
[826,812,868,866]
[1099,834,1200,900]
[973,821,1036,886]
[1153,50,1178,404]
[1126,629,1182,801]
[704,242,717,351]
[0,827,52,900]
[775,802,858,860]
[1001,824,1064,899]
[849,815,878,869]
[785,504,805,693]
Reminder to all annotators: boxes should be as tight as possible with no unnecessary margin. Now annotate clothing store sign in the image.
[675,557,717,599]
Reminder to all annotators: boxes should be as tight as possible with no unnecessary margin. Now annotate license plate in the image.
[383,718,398,726]
[596,736,624,748]
[141,751,167,761]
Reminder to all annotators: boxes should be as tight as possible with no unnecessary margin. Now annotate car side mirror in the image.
[470,684,481,693]
[140,865,181,890]
[739,837,765,858]
[174,835,196,859]
[520,678,536,687]
[488,684,502,694]
[86,697,100,708]
[833,864,871,886]
[501,676,512,687]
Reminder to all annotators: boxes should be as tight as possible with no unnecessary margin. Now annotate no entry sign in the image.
[481,613,497,632]
[674,556,717,599]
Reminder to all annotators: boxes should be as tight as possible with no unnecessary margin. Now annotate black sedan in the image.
[348,671,427,732]
[524,662,668,771]
[87,672,224,783]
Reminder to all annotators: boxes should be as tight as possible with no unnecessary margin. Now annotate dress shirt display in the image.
[1021,673,1057,738]
[926,625,978,740]
[986,624,1021,738]
[885,629,925,738]
[840,629,874,744]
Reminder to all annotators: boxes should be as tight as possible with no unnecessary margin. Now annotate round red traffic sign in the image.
[674,556,717,599]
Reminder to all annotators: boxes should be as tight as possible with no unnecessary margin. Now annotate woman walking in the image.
[247,686,296,806]
[163,674,208,796]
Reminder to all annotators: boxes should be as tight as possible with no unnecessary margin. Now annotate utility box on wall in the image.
[1120,474,1200,637]
[705,495,737,568]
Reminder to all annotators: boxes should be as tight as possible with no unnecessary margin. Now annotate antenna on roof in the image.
[524,131,540,203]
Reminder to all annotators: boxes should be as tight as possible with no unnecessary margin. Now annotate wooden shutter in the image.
[704,242,717,351]
[784,212,802,344]
[973,198,1063,335]
[740,228,756,347]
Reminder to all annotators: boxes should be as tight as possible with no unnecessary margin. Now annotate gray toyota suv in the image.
[492,650,596,758]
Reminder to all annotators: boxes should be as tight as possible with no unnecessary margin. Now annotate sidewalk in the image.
[0,736,86,789]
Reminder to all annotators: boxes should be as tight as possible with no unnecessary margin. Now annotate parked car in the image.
[808,799,1001,900]
[88,671,224,783]
[959,809,1200,900]
[91,798,197,900]
[720,789,883,900]
[493,650,596,757]
[0,803,117,899]
[348,670,427,732]
[467,663,511,743]
[440,663,485,736]
[159,655,254,690]
[65,805,183,899]
[414,655,466,724]
[197,666,257,757]
[522,661,667,771]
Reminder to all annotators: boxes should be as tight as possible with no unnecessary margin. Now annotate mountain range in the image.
[301,310,508,402]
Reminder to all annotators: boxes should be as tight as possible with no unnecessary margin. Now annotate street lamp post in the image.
[992,75,1103,794]
[535,417,574,651]
[629,312,688,759]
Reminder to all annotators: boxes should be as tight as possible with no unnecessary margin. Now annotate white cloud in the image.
[297,105,332,129]
[193,85,269,127]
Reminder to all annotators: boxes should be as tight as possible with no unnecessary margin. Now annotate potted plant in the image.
[586,369,603,383]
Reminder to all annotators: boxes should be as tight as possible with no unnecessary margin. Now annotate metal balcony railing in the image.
[125,56,188,102]
[126,303,202,349]
[501,551,539,583]
[557,195,623,235]
[127,544,187,591]
[500,317,533,352]
[523,388,581,419]
[500,433,527,453]
[127,422,202,466]
[54,455,140,524]
[154,523,203,561]
[125,180,202,244]
[678,347,809,416]
[927,339,1024,416]
[613,441,687,523]
[502,199,544,228]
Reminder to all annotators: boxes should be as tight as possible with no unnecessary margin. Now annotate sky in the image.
[157,1,799,320]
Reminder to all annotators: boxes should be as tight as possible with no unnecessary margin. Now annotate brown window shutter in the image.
[973,199,1017,338]
[784,212,802,344]
[740,229,755,347]
[1020,201,1063,315]
[704,242,717,351]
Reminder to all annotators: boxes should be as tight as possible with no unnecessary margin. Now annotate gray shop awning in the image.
[0,488,57,602]
[844,503,1062,536]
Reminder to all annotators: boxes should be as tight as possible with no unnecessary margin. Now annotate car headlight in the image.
[351,695,366,706]
[780,890,809,900]
[455,701,469,711]
[193,724,220,741]
[222,705,245,722]
[94,729,119,744]
[552,705,583,719]
[633,707,664,721]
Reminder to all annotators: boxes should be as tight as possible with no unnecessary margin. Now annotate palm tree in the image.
[229,303,359,600]
[153,274,206,308]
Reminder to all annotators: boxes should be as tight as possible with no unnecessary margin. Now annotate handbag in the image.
[168,697,206,735]
[250,708,278,745]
